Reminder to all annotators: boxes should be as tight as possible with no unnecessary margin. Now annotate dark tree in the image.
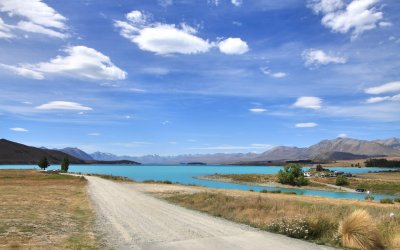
[38,157,50,170]
[336,175,349,186]
[316,164,324,172]
[61,156,70,172]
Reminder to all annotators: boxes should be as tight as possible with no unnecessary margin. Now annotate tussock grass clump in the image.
[339,209,385,250]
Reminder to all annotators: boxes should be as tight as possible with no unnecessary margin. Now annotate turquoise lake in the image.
[1,164,399,201]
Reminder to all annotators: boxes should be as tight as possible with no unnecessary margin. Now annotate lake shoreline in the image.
[194,174,355,193]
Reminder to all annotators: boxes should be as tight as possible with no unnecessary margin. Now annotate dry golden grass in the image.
[339,210,384,250]
[0,170,97,249]
[164,188,400,249]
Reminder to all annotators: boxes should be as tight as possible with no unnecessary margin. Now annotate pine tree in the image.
[61,156,70,172]
[38,157,50,171]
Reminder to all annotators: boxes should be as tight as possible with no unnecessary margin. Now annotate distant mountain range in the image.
[2,137,399,165]
[0,139,140,165]
[73,137,400,164]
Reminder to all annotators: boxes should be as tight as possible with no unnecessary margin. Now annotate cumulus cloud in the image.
[260,67,287,78]
[295,122,318,128]
[231,0,243,7]
[115,11,212,55]
[302,49,346,67]
[307,0,385,39]
[365,81,400,94]
[218,38,249,55]
[0,0,68,39]
[293,96,322,109]
[337,133,348,138]
[36,101,92,111]
[115,10,248,55]
[1,46,126,80]
[249,108,267,113]
[10,127,28,132]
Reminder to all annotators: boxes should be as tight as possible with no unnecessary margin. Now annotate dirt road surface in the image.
[86,176,335,250]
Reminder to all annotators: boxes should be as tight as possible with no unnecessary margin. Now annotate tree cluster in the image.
[365,158,400,168]
[277,164,309,186]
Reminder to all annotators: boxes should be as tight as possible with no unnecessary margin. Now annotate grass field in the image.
[311,173,400,196]
[165,190,400,249]
[0,169,97,249]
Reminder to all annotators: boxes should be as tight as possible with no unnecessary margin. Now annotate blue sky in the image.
[0,0,399,155]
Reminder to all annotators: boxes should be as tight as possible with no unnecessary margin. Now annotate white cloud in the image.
[10,127,28,132]
[366,94,400,104]
[295,122,318,128]
[88,133,100,136]
[1,46,127,80]
[0,17,13,38]
[162,120,170,125]
[218,38,249,55]
[129,88,147,93]
[36,101,92,111]
[337,133,348,138]
[115,11,212,55]
[0,0,68,39]
[379,21,392,27]
[0,63,44,79]
[125,115,131,119]
[115,10,248,56]
[249,108,267,113]
[231,0,243,7]
[158,0,173,7]
[365,81,400,94]
[293,96,322,109]
[307,0,385,38]
[302,49,346,67]
[260,67,287,78]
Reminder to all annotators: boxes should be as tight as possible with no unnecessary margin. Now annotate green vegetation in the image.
[315,164,324,172]
[165,191,400,248]
[365,195,375,201]
[38,156,49,170]
[335,175,349,186]
[365,158,400,168]
[395,198,400,203]
[277,164,309,186]
[380,198,394,204]
[61,156,70,172]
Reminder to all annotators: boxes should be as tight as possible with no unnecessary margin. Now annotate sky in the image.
[0,0,399,156]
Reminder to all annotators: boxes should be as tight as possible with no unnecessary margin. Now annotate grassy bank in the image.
[0,170,97,249]
[201,174,338,191]
[311,173,400,195]
[165,190,400,249]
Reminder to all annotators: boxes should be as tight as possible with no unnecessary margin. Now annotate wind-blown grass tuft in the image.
[338,209,385,250]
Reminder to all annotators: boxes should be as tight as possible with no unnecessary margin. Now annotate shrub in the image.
[260,189,269,193]
[277,164,309,186]
[394,198,400,203]
[336,175,349,186]
[364,195,375,201]
[248,189,254,192]
[380,198,394,204]
[338,210,384,250]
[270,190,282,194]
[283,191,297,195]
[316,164,324,172]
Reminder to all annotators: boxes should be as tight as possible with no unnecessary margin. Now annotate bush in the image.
[277,164,309,186]
[270,190,282,194]
[316,164,324,172]
[380,198,394,204]
[394,198,400,203]
[260,189,269,193]
[338,210,384,250]
[365,195,375,201]
[336,175,349,186]
[268,217,311,239]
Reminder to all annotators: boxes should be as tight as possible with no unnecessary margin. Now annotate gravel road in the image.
[86,176,335,250]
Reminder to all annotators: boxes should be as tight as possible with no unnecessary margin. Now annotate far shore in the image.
[194,174,356,193]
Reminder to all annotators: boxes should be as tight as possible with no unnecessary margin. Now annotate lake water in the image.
[1,164,398,201]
